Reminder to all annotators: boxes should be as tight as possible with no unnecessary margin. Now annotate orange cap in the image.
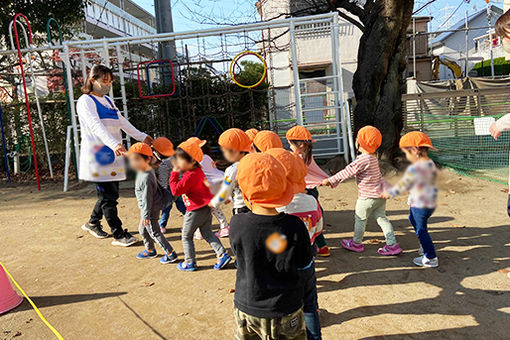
[286,125,313,141]
[265,148,306,194]
[245,128,259,142]
[218,128,252,152]
[237,153,294,208]
[253,130,283,152]
[187,137,207,147]
[357,126,382,154]
[178,138,204,163]
[128,142,153,157]
[399,131,437,150]
[152,137,175,157]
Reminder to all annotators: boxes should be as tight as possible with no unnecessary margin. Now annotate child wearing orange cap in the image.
[230,153,313,339]
[252,130,283,152]
[127,143,178,264]
[151,137,186,234]
[210,128,252,216]
[245,128,259,144]
[382,131,439,268]
[170,138,231,271]
[286,125,331,257]
[322,126,402,256]
[268,148,322,340]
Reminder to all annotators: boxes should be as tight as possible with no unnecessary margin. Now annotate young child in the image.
[245,128,259,144]
[151,137,186,234]
[127,143,178,264]
[170,138,231,271]
[382,131,439,268]
[268,148,322,340]
[210,128,252,215]
[322,126,402,256]
[252,130,283,152]
[187,137,230,238]
[230,152,313,340]
[286,125,331,257]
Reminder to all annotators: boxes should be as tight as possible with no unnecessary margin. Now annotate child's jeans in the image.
[409,207,436,259]
[182,206,225,264]
[302,262,321,340]
[354,198,396,245]
[139,215,174,254]
[159,196,186,228]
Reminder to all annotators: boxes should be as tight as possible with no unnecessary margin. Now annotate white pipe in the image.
[62,45,80,178]
[116,44,131,148]
[63,125,72,192]
[289,19,303,126]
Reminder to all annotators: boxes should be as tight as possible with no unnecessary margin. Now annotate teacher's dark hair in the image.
[81,65,114,94]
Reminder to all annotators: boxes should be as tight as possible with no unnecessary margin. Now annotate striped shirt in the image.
[327,153,384,198]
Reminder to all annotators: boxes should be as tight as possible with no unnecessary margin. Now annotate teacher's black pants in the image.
[89,182,124,239]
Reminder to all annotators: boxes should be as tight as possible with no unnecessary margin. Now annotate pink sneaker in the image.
[377,243,403,256]
[160,227,167,234]
[341,239,364,253]
[215,227,230,238]
[194,229,203,240]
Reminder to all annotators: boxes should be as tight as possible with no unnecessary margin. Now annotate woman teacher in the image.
[77,65,152,246]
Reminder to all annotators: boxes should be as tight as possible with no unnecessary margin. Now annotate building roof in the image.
[430,5,503,47]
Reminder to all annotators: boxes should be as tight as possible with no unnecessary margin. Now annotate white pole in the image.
[413,17,417,78]
[116,44,131,148]
[487,3,495,77]
[289,19,303,125]
[63,125,72,192]
[465,11,469,76]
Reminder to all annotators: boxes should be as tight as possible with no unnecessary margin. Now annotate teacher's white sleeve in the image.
[496,113,510,132]
[118,114,147,142]
[77,97,119,150]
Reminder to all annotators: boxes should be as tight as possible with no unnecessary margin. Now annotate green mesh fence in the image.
[402,87,510,184]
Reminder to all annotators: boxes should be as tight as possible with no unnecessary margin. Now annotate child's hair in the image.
[403,146,429,158]
[253,144,261,153]
[496,10,510,38]
[175,147,201,168]
[81,65,114,94]
[201,143,212,157]
[289,140,313,165]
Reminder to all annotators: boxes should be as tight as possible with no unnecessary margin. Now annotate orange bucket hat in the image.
[128,142,153,157]
[357,126,382,154]
[218,128,252,152]
[253,130,283,152]
[245,128,259,142]
[187,137,207,147]
[265,148,306,195]
[399,131,437,150]
[286,125,313,141]
[237,153,294,208]
[178,138,204,163]
[152,137,175,157]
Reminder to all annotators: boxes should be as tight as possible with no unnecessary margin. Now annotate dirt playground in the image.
[1,168,510,340]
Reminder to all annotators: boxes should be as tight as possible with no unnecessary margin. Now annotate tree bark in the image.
[350,1,414,159]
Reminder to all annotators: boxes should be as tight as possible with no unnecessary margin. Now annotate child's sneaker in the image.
[136,249,157,259]
[215,227,230,238]
[160,226,167,234]
[160,252,178,264]
[316,246,331,257]
[341,239,364,253]
[377,243,403,256]
[413,255,439,268]
[177,261,197,272]
[81,223,109,239]
[194,229,203,240]
[214,253,232,270]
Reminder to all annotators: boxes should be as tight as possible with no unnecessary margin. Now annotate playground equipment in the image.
[136,60,176,98]
[229,51,268,89]
[0,103,10,181]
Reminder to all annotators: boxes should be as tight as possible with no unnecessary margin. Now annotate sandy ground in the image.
[1,168,510,340]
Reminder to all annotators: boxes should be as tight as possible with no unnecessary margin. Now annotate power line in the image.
[413,0,440,15]
[437,1,465,29]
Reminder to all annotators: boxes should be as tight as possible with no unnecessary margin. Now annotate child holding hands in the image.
[322,126,402,256]
[382,131,439,268]
[127,143,178,264]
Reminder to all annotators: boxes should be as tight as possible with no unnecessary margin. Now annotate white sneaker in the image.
[413,255,438,268]
[418,246,424,256]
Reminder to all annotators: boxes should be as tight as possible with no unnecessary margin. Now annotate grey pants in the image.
[139,216,174,255]
[182,205,225,264]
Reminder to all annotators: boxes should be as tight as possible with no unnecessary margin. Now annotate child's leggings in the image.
[182,206,225,264]
[211,207,229,228]
[409,207,436,259]
[354,198,396,245]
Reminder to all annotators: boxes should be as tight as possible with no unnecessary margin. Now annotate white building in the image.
[430,5,502,80]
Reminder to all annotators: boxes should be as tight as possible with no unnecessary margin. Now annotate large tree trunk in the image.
[351,1,413,159]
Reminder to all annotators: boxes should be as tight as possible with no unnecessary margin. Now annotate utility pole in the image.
[486,0,495,77]
[154,0,177,85]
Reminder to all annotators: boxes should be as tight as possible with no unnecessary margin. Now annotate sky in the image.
[135,0,506,34]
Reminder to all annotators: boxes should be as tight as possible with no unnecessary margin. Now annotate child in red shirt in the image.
[170,138,231,271]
